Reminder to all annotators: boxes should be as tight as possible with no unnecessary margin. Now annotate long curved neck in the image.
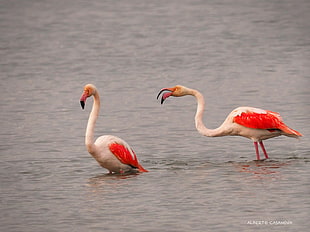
[192,90,226,137]
[85,92,100,153]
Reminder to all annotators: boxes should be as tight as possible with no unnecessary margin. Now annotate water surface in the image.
[1,0,309,231]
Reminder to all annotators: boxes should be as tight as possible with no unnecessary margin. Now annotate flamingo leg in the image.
[254,141,260,160]
[259,141,269,159]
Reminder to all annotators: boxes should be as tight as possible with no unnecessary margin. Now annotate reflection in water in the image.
[233,160,291,178]
[86,173,140,193]
[81,173,142,215]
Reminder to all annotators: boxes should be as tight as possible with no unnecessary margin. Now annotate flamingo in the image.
[80,84,148,174]
[157,85,302,160]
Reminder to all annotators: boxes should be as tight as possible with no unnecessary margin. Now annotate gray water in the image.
[1,0,309,231]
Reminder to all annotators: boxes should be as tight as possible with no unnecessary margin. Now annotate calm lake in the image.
[0,0,309,231]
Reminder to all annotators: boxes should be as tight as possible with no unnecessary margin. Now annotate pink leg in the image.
[254,141,260,160]
[259,141,269,159]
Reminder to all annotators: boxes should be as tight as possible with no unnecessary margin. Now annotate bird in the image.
[80,84,148,174]
[157,85,302,160]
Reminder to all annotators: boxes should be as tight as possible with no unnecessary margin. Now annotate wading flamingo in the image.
[157,85,302,160]
[80,84,148,173]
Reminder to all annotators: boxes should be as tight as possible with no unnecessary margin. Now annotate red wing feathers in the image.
[109,143,148,172]
[233,110,302,136]
[234,111,282,130]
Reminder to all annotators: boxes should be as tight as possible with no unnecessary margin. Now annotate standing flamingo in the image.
[157,85,302,160]
[80,84,148,173]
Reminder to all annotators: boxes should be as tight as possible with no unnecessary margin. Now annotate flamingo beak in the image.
[80,92,88,110]
[157,88,174,104]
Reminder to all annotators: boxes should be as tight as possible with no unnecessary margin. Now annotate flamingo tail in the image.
[137,164,148,172]
[278,123,302,138]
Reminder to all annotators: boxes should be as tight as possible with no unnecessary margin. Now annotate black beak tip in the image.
[156,92,161,100]
[157,89,169,104]
[80,101,85,109]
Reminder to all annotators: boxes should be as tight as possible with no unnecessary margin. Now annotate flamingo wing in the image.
[234,110,302,136]
[234,110,281,129]
[109,143,148,172]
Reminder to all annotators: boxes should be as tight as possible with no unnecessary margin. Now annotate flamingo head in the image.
[80,84,97,109]
[157,85,192,104]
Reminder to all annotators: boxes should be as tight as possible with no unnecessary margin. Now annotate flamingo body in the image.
[226,107,302,141]
[157,85,302,160]
[90,135,147,173]
[233,108,302,136]
[80,84,147,174]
